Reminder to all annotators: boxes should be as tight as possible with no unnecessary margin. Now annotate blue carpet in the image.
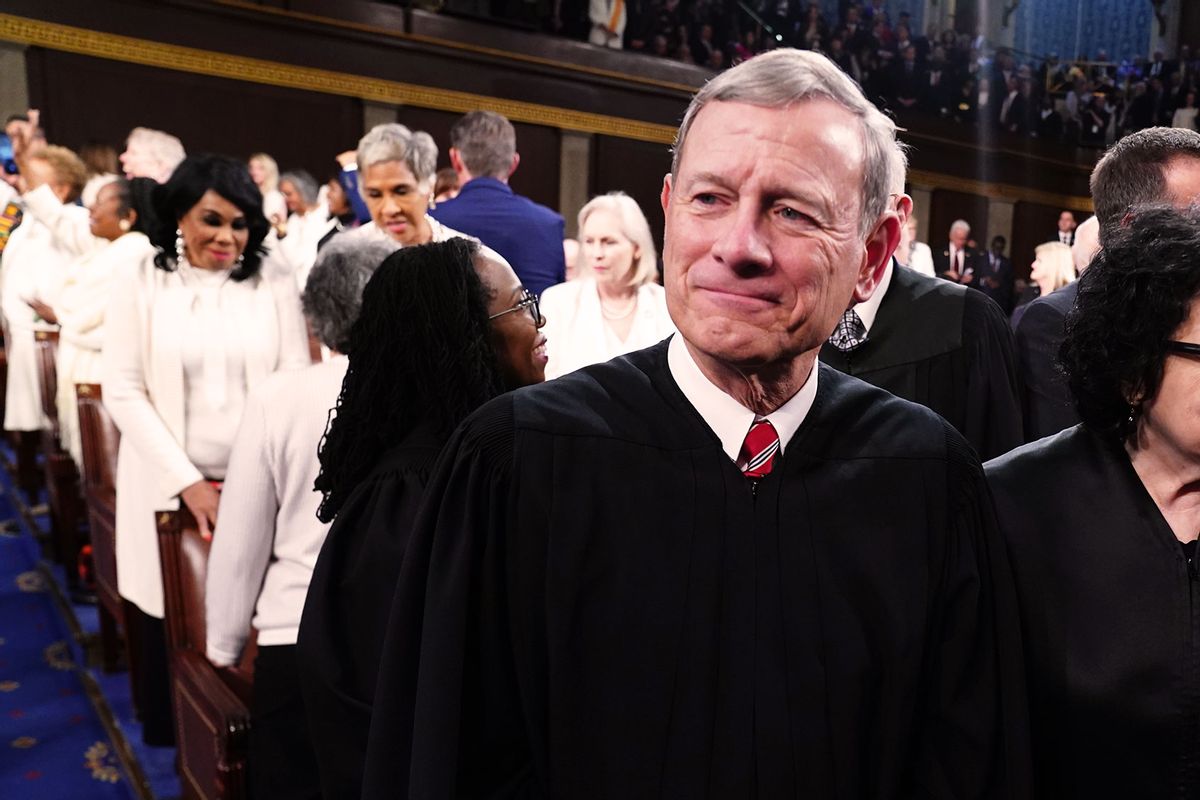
[0,456,180,799]
[0,491,135,799]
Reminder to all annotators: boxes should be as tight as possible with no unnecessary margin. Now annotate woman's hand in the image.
[180,479,220,541]
[26,298,56,324]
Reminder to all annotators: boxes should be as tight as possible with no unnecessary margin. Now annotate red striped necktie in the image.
[738,419,780,479]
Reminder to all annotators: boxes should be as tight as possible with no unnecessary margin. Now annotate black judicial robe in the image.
[362,340,1031,799]
[987,426,1200,798]
[296,428,443,799]
[820,263,1023,462]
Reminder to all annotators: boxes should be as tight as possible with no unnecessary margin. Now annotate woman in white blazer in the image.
[539,192,675,379]
[101,155,309,745]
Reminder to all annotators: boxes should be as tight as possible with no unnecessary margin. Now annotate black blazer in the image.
[932,244,983,282]
[1013,281,1080,442]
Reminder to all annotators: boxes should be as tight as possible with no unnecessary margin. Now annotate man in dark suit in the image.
[933,218,982,284]
[1016,127,1200,442]
[822,185,1022,461]
[429,110,566,295]
[890,45,924,109]
[1053,210,1075,245]
[976,235,1015,314]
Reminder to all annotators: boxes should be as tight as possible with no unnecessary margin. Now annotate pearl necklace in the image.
[599,294,637,321]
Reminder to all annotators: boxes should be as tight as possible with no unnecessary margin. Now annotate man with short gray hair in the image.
[430,110,566,294]
[363,49,1029,799]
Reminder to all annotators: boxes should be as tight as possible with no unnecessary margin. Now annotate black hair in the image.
[314,238,505,521]
[1061,204,1200,443]
[148,154,269,280]
[126,177,158,236]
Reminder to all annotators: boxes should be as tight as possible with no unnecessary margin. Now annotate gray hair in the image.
[577,192,659,287]
[950,219,971,234]
[1090,126,1200,245]
[280,169,320,206]
[355,123,438,187]
[126,127,186,181]
[450,111,517,180]
[671,48,905,235]
[302,236,400,351]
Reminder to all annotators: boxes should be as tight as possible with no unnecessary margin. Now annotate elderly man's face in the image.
[661,99,895,371]
[120,138,157,180]
[949,226,969,248]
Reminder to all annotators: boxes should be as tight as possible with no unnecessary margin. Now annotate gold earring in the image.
[118,219,131,232]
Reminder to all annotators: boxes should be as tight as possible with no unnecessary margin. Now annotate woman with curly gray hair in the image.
[986,204,1200,798]
[204,234,398,799]
[339,122,467,248]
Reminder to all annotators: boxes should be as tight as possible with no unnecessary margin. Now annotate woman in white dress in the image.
[249,151,287,226]
[539,192,675,379]
[102,154,309,745]
[272,169,330,291]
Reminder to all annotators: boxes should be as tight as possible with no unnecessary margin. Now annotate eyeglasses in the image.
[488,289,541,326]
[1166,340,1200,358]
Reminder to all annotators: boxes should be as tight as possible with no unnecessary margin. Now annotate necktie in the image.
[738,419,779,479]
[828,308,867,352]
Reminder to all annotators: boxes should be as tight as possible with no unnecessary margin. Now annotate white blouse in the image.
[539,277,676,380]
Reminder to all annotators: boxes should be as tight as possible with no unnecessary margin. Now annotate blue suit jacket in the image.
[429,177,566,295]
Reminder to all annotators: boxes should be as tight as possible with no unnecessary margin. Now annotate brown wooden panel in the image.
[26,48,362,182]
[1012,201,1076,281]
[590,135,672,262]
[929,190,990,255]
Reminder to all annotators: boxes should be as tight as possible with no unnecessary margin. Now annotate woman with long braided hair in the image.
[297,236,547,798]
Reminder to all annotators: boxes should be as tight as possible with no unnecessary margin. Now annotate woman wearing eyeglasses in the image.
[986,205,1200,798]
[297,237,545,799]
[539,192,674,379]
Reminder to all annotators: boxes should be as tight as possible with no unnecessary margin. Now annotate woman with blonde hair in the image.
[248,151,287,224]
[539,192,675,379]
[1012,240,1075,328]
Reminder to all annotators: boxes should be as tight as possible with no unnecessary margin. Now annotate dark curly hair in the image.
[148,154,269,280]
[314,238,505,521]
[1061,204,1200,444]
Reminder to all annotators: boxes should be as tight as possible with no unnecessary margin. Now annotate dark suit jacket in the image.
[820,262,1024,460]
[429,177,566,295]
[933,244,983,283]
[1013,281,1081,442]
[976,252,1015,314]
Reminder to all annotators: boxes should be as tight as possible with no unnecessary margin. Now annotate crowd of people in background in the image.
[492,0,1200,148]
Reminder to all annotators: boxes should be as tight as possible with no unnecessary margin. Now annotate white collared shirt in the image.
[666,334,819,463]
[850,258,894,337]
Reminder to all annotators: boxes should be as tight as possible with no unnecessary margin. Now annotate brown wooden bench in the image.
[157,508,255,800]
[75,383,124,673]
[33,330,86,593]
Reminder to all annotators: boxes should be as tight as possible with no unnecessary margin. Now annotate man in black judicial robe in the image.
[361,49,1030,799]
[820,255,1023,461]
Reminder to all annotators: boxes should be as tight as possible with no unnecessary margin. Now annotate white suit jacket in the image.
[101,251,310,618]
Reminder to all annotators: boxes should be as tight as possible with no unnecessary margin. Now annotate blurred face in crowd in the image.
[248,158,268,188]
[1137,297,1200,464]
[478,251,547,388]
[280,179,305,214]
[22,157,73,204]
[581,209,638,286]
[88,181,134,242]
[361,160,432,245]
[177,189,249,270]
[119,137,157,180]
[949,225,969,248]
[1057,211,1076,233]
[326,178,351,216]
[661,99,896,374]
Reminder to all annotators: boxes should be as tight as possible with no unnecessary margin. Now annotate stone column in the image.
[986,196,1016,255]
[558,131,592,237]
[1149,0,1182,56]
[363,101,398,133]
[0,42,29,121]
[907,184,934,245]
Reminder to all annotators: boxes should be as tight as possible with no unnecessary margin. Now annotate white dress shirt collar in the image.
[666,334,819,462]
[851,257,894,336]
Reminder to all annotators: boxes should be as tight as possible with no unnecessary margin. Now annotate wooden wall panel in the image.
[1011,201,1076,280]
[589,135,672,263]
[929,190,991,256]
[26,49,362,182]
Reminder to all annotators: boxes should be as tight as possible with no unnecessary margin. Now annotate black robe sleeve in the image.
[960,289,1024,461]
[362,396,539,799]
[913,428,1031,798]
[296,439,440,799]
